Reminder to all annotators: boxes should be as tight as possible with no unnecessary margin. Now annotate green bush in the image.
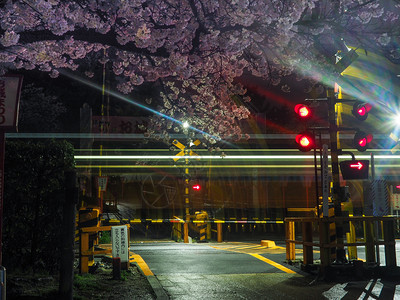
[3,140,75,273]
[99,231,111,244]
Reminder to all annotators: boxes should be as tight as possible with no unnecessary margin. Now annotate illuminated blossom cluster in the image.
[0,0,399,141]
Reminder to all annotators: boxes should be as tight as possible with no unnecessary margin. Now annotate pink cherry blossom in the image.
[0,0,399,140]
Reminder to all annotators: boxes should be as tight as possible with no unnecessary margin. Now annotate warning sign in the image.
[111,225,129,263]
[97,176,108,192]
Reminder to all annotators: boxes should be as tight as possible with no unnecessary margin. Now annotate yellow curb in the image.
[260,240,276,248]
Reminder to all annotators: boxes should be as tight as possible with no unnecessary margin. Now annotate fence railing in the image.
[285,216,397,267]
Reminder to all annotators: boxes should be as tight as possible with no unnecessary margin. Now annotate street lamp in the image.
[182,121,190,128]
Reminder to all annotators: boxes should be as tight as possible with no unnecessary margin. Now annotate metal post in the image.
[319,219,331,266]
[364,220,375,264]
[80,232,89,274]
[383,219,396,267]
[327,89,346,263]
[285,221,295,261]
[302,221,313,265]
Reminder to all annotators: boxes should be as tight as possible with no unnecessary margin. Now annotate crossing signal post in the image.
[294,87,374,264]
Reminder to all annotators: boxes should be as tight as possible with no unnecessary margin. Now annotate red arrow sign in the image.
[350,162,363,170]
[192,184,201,190]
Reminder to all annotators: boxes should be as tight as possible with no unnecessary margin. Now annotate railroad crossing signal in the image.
[295,131,315,152]
[172,139,200,161]
[294,103,312,120]
[353,131,373,152]
[339,160,369,180]
[352,101,372,121]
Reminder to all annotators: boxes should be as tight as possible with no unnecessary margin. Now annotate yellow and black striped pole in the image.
[184,151,190,243]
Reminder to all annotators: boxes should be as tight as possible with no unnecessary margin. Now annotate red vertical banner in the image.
[0,75,23,265]
[0,132,4,265]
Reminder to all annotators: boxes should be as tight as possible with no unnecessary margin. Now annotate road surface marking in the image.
[249,253,296,274]
[322,283,348,299]
[131,254,154,276]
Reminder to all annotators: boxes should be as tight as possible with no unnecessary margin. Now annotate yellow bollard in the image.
[184,222,189,243]
[217,223,223,243]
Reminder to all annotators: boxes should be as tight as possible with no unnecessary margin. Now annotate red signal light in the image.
[192,184,201,191]
[354,131,373,152]
[352,102,372,121]
[295,132,315,152]
[294,104,312,119]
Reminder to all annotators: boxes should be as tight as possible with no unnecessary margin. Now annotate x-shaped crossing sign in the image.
[172,139,200,161]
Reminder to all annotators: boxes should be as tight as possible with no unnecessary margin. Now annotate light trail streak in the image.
[59,70,233,146]
[74,155,316,160]
[74,154,400,160]
[75,165,316,169]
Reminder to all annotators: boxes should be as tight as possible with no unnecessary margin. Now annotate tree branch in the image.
[13,28,170,58]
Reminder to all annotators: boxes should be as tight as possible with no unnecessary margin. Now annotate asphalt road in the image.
[130,241,400,300]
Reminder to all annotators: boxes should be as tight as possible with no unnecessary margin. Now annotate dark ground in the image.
[7,260,155,300]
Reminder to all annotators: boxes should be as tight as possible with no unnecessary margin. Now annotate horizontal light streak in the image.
[74,155,400,160]
[74,148,397,153]
[75,164,400,169]
[76,164,316,169]
[75,155,315,160]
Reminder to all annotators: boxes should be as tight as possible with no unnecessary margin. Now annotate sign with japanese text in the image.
[111,225,129,263]
[92,116,148,134]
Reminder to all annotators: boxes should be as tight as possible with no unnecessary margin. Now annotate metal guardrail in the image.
[285,216,397,267]
[80,225,130,274]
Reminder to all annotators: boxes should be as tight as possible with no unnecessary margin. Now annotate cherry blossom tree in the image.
[0,0,399,141]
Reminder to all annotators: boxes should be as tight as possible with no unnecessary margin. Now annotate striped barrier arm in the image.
[100,218,284,224]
